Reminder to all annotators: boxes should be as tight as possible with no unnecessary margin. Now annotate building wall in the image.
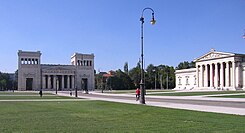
[72,53,95,91]
[18,50,95,91]
[175,68,196,90]
[18,50,41,91]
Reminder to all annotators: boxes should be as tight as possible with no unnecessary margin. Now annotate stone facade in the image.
[175,49,245,91]
[18,50,94,91]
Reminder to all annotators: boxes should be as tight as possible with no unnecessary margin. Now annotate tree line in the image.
[0,71,17,91]
[95,61,195,91]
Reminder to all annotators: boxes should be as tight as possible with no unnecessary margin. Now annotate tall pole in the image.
[140,15,145,104]
[139,7,156,104]
[160,74,163,89]
[56,79,58,94]
[166,73,169,89]
[75,74,77,97]
[155,73,157,89]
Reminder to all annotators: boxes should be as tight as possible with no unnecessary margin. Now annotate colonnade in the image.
[196,61,241,88]
[20,58,39,64]
[77,60,92,66]
[42,75,75,90]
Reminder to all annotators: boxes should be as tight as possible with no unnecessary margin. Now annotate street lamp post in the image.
[160,74,163,89]
[153,69,157,90]
[75,86,77,97]
[155,72,157,89]
[56,79,58,94]
[139,7,156,104]
[166,73,169,89]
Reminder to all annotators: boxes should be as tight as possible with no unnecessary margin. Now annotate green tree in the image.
[14,70,18,90]
[144,64,176,89]
[95,72,106,91]
[145,64,158,89]
[0,79,7,90]
[124,62,129,75]
[107,69,134,90]
[129,62,141,88]
[176,61,195,70]
[0,72,13,90]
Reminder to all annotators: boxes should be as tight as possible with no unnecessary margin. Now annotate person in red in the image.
[136,88,140,101]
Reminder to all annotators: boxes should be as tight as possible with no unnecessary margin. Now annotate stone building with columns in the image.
[18,50,95,91]
[175,49,245,91]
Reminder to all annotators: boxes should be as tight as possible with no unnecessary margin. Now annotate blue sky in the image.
[0,0,245,73]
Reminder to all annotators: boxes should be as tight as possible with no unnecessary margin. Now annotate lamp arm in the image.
[141,7,155,17]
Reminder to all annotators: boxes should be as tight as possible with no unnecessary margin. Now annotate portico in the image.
[196,61,235,89]
[175,49,245,91]
[42,74,75,90]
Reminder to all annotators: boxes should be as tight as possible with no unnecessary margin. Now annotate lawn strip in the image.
[0,95,77,100]
[0,101,245,132]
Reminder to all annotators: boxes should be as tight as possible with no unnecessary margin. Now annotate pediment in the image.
[194,49,235,62]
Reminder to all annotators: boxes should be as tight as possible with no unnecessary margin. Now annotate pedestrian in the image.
[39,89,43,97]
[70,90,72,96]
[136,88,140,101]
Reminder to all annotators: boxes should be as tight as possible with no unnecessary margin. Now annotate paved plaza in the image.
[57,90,245,116]
[1,90,244,115]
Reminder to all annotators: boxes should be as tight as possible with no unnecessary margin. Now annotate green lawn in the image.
[149,91,245,96]
[0,95,76,100]
[212,94,245,98]
[0,91,78,99]
[0,91,53,95]
[0,101,245,132]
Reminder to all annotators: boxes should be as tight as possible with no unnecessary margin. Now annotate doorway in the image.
[81,78,88,91]
[26,78,33,90]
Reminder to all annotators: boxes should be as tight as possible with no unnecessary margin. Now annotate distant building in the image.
[18,50,95,91]
[102,71,115,78]
[175,49,245,91]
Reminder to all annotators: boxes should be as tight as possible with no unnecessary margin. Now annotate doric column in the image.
[72,75,75,89]
[214,63,218,87]
[62,75,64,89]
[232,61,236,89]
[205,64,209,87]
[210,64,214,87]
[196,66,199,87]
[200,65,204,87]
[42,75,46,89]
[220,62,224,88]
[226,62,230,87]
[67,75,70,89]
[48,75,51,89]
[237,62,241,88]
[53,76,57,89]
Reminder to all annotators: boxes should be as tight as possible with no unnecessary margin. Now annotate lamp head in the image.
[150,18,156,25]
[150,13,156,25]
